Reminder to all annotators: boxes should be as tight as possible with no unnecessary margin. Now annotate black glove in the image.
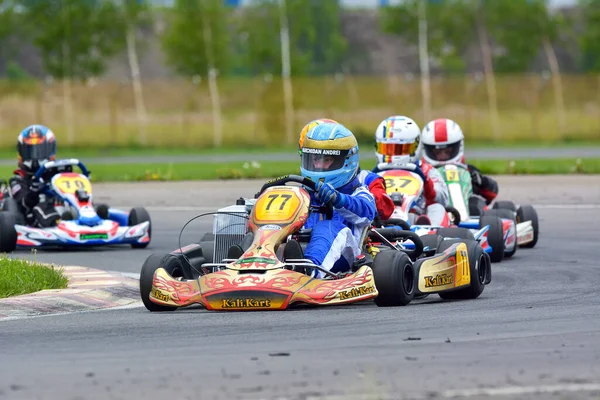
[470,168,483,188]
[29,180,44,193]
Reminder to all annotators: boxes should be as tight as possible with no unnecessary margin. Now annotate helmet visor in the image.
[424,142,461,162]
[18,141,55,161]
[302,148,349,172]
[375,142,418,157]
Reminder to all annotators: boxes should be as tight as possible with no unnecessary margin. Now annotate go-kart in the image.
[375,162,507,263]
[139,175,492,312]
[437,163,539,258]
[0,159,151,252]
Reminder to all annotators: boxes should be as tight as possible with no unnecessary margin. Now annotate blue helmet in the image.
[300,122,359,189]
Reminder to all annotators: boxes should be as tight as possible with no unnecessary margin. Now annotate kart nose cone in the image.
[204,290,291,311]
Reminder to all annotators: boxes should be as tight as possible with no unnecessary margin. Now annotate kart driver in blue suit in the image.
[300,122,377,279]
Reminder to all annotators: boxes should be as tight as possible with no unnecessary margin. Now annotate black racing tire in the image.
[479,215,505,263]
[0,212,17,253]
[437,239,488,300]
[492,200,518,212]
[437,227,475,241]
[128,207,152,249]
[139,253,186,312]
[95,203,110,219]
[373,250,415,307]
[1,198,25,225]
[517,204,539,248]
[483,209,517,258]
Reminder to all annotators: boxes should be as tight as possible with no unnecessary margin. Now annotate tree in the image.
[381,0,475,73]
[579,0,600,71]
[0,0,19,76]
[161,0,229,146]
[236,0,347,76]
[18,0,125,144]
[117,0,154,145]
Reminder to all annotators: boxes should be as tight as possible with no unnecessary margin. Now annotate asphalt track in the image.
[1,147,600,166]
[2,177,600,400]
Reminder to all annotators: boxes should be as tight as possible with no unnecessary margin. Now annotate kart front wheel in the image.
[483,209,518,259]
[373,250,415,307]
[140,253,184,312]
[479,215,504,263]
[517,205,539,248]
[437,239,489,300]
[129,207,152,249]
[0,212,17,253]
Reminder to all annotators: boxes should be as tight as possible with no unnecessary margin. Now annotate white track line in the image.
[439,383,600,398]
[0,302,144,322]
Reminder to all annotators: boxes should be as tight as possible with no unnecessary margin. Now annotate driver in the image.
[6,124,60,228]
[299,118,394,221]
[421,118,498,204]
[371,115,450,226]
[300,122,377,279]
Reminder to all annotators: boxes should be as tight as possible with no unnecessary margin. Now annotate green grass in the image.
[0,254,69,299]
[2,75,600,149]
[1,158,596,183]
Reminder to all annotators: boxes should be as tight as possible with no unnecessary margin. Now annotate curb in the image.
[0,265,141,321]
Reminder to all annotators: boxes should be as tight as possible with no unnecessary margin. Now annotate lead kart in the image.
[0,159,151,252]
[437,163,539,261]
[139,175,492,312]
[375,162,508,263]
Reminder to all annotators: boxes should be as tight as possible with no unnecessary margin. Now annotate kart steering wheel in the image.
[256,174,334,220]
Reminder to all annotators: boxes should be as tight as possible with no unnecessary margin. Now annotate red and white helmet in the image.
[421,118,465,166]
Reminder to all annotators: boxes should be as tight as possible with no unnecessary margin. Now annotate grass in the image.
[1,74,600,149]
[0,158,596,183]
[0,254,69,299]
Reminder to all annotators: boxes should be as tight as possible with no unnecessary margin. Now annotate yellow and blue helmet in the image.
[298,118,339,156]
[300,122,359,189]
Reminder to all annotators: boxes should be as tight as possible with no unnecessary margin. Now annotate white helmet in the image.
[421,118,465,166]
[374,116,422,165]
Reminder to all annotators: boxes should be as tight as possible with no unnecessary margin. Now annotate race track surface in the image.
[2,177,600,400]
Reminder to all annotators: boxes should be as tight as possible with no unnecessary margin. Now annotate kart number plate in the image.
[382,174,422,196]
[445,169,459,183]
[54,174,92,195]
[254,189,301,223]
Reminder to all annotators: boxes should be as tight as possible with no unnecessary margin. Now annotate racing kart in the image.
[0,159,151,252]
[437,163,539,258]
[375,162,507,263]
[139,175,491,312]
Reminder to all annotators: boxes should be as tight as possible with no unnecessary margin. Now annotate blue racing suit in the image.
[303,176,377,278]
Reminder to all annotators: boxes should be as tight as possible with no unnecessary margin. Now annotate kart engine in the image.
[212,201,254,263]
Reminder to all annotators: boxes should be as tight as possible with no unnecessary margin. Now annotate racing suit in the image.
[303,176,377,278]
[8,169,59,228]
[357,169,394,220]
[372,160,450,227]
[467,164,498,204]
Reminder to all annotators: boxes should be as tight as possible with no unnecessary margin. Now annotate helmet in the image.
[300,122,359,189]
[421,118,465,166]
[374,116,422,165]
[298,118,339,155]
[17,124,57,174]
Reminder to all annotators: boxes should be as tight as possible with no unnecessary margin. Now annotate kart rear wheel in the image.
[483,209,517,258]
[437,227,475,241]
[0,212,17,253]
[493,200,517,212]
[479,215,504,263]
[517,205,539,248]
[373,250,415,307]
[1,198,25,225]
[437,239,488,300]
[140,253,184,312]
[129,207,152,249]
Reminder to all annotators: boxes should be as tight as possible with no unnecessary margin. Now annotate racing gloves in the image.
[315,181,347,209]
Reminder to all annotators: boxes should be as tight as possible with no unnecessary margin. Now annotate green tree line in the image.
[0,0,600,82]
